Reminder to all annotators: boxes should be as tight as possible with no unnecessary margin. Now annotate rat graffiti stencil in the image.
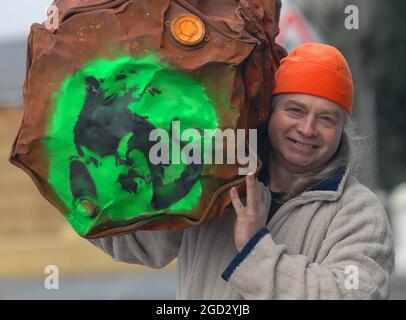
[45,55,218,235]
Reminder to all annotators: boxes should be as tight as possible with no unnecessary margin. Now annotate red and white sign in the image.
[276,0,321,52]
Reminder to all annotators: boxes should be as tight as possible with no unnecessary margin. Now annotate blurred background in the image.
[1,0,405,299]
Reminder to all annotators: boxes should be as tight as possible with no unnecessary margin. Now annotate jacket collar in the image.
[301,165,350,202]
[307,166,348,192]
[260,165,350,210]
[260,166,351,230]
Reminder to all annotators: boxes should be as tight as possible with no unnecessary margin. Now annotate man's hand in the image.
[229,173,268,252]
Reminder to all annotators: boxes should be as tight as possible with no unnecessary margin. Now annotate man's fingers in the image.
[246,172,258,209]
[230,187,245,214]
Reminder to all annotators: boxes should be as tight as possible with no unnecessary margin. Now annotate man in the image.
[90,43,395,299]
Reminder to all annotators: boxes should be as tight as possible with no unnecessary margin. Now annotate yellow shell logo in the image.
[170,14,206,46]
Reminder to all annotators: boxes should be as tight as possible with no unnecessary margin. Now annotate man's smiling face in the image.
[268,93,346,173]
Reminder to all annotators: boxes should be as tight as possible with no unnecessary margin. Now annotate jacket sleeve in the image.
[88,229,184,269]
[221,195,395,300]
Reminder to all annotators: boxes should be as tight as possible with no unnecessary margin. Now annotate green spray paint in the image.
[45,54,218,235]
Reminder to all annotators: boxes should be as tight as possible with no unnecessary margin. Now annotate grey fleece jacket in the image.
[89,167,395,299]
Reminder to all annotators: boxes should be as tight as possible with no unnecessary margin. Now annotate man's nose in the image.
[297,117,317,137]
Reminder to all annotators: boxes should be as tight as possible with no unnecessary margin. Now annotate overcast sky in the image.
[0,0,53,42]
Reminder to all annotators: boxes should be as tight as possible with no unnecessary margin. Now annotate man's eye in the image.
[319,116,336,125]
[287,107,303,114]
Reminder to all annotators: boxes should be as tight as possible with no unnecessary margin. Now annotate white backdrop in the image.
[0,0,53,41]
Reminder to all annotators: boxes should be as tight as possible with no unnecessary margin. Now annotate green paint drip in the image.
[45,54,218,235]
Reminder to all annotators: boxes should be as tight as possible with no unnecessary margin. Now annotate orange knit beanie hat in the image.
[272,43,354,115]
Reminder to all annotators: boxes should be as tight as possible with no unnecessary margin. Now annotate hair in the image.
[257,95,362,201]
